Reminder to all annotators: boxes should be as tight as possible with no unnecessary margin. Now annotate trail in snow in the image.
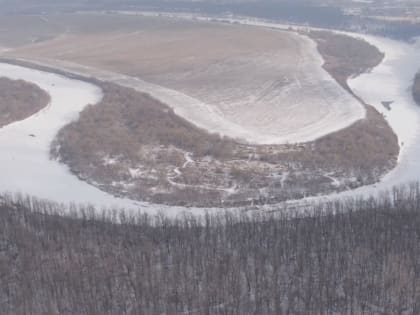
[166,152,236,193]
[183,152,194,168]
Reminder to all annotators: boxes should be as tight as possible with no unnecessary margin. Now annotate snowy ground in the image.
[0,63,235,217]
[135,12,420,201]
[262,35,420,211]
[0,64,162,214]
[4,14,365,145]
[211,15,420,204]
[327,35,420,197]
[1,16,420,215]
[140,34,365,144]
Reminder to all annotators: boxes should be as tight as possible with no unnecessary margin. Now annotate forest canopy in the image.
[1,184,420,314]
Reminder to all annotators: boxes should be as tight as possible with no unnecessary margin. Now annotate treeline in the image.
[53,82,235,162]
[309,30,384,89]
[359,18,420,41]
[2,184,420,314]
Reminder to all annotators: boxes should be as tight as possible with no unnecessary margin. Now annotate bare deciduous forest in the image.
[309,31,385,90]
[0,78,50,128]
[1,185,420,314]
[51,80,397,207]
[47,30,398,207]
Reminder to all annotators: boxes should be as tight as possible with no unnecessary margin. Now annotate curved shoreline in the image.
[220,15,420,205]
[347,36,420,186]
[223,16,420,203]
[0,62,232,217]
[0,13,367,146]
[0,64,138,211]
[0,19,419,214]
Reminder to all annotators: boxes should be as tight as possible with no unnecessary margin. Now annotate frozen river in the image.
[0,26,420,214]
[0,64,142,211]
[348,36,420,189]
[0,63,224,216]
[280,34,420,207]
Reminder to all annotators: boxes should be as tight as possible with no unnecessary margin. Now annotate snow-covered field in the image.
[146,12,420,201]
[0,63,231,216]
[140,33,365,144]
[1,15,420,215]
[204,14,420,203]
[5,14,366,145]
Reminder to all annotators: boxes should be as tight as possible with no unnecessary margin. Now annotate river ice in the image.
[1,18,420,215]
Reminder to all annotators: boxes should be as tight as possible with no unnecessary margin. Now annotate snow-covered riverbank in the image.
[1,15,420,215]
[151,12,420,201]
[0,64,144,212]
[336,36,420,197]
[272,35,420,209]
[216,15,420,202]
[0,63,234,217]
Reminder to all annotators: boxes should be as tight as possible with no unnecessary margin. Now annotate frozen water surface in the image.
[1,19,420,213]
